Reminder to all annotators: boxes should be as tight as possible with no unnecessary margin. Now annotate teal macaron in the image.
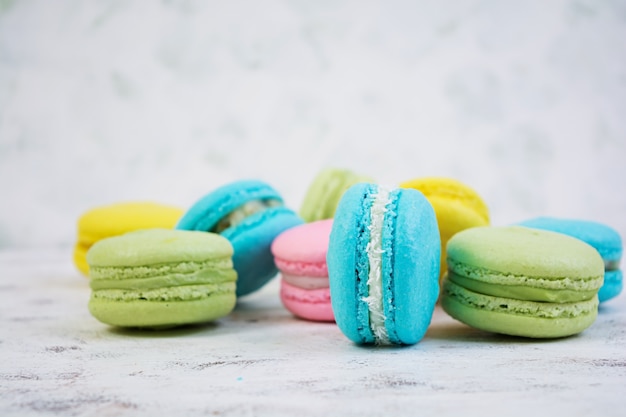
[441,226,604,338]
[87,229,237,329]
[517,217,623,303]
[327,183,440,345]
[177,180,303,297]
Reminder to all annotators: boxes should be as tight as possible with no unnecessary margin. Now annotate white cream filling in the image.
[362,185,390,344]
[213,199,282,233]
[282,273,330,289]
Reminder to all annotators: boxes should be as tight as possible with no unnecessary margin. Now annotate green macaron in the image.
[299,167,374,223]
[87,229,237,329]
[441,226,604,338]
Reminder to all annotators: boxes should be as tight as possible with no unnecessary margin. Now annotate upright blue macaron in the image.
[517,217,623,303]
[177,180,303,297]
[327,183,440,345]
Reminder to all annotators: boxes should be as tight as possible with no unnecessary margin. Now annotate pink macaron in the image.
[271,219,334,322]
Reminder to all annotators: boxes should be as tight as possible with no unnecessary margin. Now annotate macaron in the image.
[300,167,374,223]
[271,219,334,322]
[87,229,237,329]
[74,202,184,277]
[441,226,604,338]
[327,183,440,345]
[399,177,489,281]
[517,217,623,303]
[176,180,303,297]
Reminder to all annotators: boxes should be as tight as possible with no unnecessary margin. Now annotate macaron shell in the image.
[77,202,184,244]
[223,206,303,296]
[598,270,623,303]
[300,168,374,222]
[88,293,236,329]
[176,180,283,232]
[442,278,599,338]
[328,184,372,343]
[517,217,623,261]
[87,229,234,267]
[271,219,333,276]
[399,177,489,223]
[73,244,90,275]
[447,226,605,282]
[385,188,440,344]
[280,280,334,322]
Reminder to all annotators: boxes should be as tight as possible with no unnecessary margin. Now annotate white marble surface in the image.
[2,3,626,412]
[1,0,626,248]
[1,248,625,416]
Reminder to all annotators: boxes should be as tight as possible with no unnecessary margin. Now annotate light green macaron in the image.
[441,226,604,338]
[299,167,374,223]
[87,229,237,329]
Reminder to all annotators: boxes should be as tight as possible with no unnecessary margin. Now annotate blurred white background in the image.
[1,0,625,248]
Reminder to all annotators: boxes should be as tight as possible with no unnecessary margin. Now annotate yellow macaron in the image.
[399,177,490,280]
[73,202,184,277]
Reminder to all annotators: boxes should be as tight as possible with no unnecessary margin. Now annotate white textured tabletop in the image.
[1,248,624,417]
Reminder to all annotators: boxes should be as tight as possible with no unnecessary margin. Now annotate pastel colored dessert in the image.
[73,202,184,277]
[271,219,334,322]
[441,226,604,338]
[327,183,440,345]
[176,180,303,297]
[400,177,489,281]
[517,217,623,303]
[299,167,374,223]
[87,229,237,328]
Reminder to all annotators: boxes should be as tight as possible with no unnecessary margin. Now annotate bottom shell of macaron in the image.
[89,283,236,329]
[441,280,599,338]
[280,280,334,322]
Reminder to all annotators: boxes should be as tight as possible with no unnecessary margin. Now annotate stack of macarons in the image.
[75,166,622,345]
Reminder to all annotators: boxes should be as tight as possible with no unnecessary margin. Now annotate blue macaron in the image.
[327,183,440,345]
[517,217,623,303]
[177,180,303,297]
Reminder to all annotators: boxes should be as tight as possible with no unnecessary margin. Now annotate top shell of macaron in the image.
[299,167,374,222]
[77,202,184,241]
[271,219,333,265]
[86,229,234,267]
[176,180,286,232]
[517,217,623,261]
[447,226,605,280]
[400,177,489,224]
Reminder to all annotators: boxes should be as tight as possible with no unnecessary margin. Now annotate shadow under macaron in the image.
[106,321,220,338]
